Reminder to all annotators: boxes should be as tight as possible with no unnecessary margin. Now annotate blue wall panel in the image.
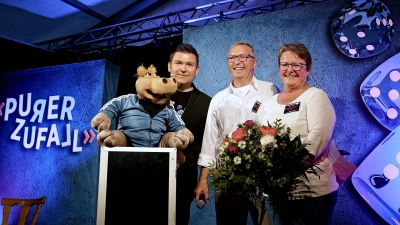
[0,59,120,224]
[184,0,400,224]
[1,0,400,224]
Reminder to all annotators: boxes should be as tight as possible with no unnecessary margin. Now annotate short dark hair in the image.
[170,43,199,66]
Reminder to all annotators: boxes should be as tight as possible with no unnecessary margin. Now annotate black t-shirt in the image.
[139,99,166,118]
[170,90,192,118]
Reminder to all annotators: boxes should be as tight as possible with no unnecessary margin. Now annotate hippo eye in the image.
[145,72,152,76]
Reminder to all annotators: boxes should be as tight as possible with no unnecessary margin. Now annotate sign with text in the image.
[0,59,120,225]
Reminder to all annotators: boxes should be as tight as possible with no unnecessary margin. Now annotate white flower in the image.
[234,156,241,164]
[223,141,229,147]
[238,141,246,149]
[224,156,230,161]
[260,134,276,148]
[218,146,225,154]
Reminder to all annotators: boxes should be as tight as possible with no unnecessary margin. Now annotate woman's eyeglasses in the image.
[279,62,306,71]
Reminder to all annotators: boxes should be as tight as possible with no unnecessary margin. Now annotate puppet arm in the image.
[159,128,194,167]
[90,112,128,147]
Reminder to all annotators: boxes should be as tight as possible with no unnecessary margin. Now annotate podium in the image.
[96,147,177,225]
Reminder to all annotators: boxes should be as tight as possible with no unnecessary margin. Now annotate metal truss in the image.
[34,0,327,54]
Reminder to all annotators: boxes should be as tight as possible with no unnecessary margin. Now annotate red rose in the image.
[231,128,247,142]
[244,120,254,127]
[258,126,277,137]
[228,145,239,154]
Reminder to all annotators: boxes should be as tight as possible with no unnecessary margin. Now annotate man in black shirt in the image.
[167,43,211,225]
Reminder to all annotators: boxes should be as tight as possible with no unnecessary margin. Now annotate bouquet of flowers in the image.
[209,119,318,211]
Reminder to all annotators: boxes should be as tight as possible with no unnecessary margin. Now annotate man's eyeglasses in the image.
[227,54,256,63]
[279,62,306,71]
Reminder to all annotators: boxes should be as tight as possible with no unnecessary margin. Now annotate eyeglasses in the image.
[227,54,256,63]
[279,62,306,71]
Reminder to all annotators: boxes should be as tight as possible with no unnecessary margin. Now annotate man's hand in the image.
[194,167,210,203]
[176,150,185,168]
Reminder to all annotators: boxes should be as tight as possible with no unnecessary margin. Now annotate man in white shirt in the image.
[194,41,277,225]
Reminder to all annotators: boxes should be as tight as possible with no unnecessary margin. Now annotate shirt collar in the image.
[228,76,259,93]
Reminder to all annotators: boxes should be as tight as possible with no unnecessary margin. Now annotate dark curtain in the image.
[1,35,183,98]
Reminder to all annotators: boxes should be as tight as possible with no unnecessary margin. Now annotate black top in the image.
[169,84,211,165]
[139,99,166,118]
[170,90,191,118]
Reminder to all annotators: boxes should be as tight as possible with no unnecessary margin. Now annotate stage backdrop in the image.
[184,0,400,224]
[0,59,119,225]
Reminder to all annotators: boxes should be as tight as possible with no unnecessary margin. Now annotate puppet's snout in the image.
[162,77,176,84]
[152,77,177,95]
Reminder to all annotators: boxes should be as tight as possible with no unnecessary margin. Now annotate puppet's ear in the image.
[137,64,147,77]
[148,64,158,76]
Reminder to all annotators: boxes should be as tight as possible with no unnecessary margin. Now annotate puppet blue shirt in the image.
[99,94,186,147]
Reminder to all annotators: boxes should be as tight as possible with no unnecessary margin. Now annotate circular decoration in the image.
[331,0,394,58]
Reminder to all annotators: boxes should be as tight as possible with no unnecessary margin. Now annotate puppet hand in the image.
[158,128,194,151]
[174,128,194,150]
[158,132,175,148]
[97,130,128,147]
[91,112,111,132]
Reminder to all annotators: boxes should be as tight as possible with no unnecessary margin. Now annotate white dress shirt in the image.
[197,76,277,168]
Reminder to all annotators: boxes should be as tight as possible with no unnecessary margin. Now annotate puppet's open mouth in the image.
[146,90,167,99]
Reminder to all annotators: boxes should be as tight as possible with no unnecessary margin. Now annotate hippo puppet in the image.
[90,64,194,151]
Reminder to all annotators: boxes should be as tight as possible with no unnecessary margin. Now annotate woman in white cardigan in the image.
[256,42,338,225]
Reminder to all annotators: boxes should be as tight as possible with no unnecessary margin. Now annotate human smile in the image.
[284,74,299,78]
